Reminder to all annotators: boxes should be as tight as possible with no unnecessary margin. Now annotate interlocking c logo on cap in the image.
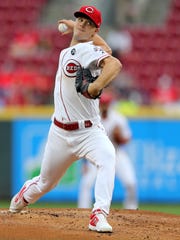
[85,7,94,13]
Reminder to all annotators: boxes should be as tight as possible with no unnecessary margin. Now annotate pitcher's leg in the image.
[78,160,97,208]
[88,139,116,233]
[93,146,116,214]
[9,125,75,212]
[85,135,116,215]
[27,125,76,201]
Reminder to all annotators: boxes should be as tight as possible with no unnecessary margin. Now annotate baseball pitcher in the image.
[9,5,122,233]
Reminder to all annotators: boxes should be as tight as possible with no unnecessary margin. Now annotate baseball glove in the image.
[75,68,101,99]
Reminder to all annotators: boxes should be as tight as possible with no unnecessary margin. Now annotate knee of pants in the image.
[98,147,116,171]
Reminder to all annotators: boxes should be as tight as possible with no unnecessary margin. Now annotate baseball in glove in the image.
[75,68,102,99]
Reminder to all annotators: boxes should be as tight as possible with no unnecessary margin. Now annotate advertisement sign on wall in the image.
[127,119,180,202]
[12,118,180,202]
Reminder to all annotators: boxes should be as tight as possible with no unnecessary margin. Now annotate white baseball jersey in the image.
[53,41,109,122]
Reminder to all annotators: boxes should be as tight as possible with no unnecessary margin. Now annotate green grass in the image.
[1,201,180,215]
[137,203,180,215]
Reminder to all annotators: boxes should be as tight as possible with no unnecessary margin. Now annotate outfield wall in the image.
[0,121,11,198]
[0,105,180,203]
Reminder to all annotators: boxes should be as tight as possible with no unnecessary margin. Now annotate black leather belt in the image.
[54,118,92,131]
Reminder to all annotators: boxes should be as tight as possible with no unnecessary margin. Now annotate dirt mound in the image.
[0,208,179,240]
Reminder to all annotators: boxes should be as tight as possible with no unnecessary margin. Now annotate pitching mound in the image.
[0,208,179,240]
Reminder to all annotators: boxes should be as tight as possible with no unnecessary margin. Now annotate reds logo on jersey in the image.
[63,59,81,77]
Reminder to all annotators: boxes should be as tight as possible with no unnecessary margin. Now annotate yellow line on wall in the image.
[0,105,53,120]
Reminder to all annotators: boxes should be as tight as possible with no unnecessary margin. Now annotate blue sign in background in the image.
[127,119,180,202]
[12,118,180,203]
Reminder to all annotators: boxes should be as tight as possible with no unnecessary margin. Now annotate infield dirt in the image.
[0,208,179,240]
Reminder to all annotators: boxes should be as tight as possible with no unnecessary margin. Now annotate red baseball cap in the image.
[74,6,102,28]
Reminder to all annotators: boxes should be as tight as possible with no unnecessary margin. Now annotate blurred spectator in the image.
[115,0,150,25]
[105,22,147,105]
[9,30,53,59]
[9,31,39,58]
[107,68,147,106]
[105,25,139,104]
[0,28,54,106]
[0,69,52,106]
[6,80,28,106]
[150,74,179,106]
[106,25,133,60]
[0,89,7,107]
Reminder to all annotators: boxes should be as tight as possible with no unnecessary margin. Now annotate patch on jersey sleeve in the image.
[93,46,105,54]
[71,48,76,55]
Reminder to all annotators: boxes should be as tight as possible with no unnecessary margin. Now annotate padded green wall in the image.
[0,121,11,198]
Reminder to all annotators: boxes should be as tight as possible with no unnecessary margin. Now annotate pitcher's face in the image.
[73,17,98,42]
